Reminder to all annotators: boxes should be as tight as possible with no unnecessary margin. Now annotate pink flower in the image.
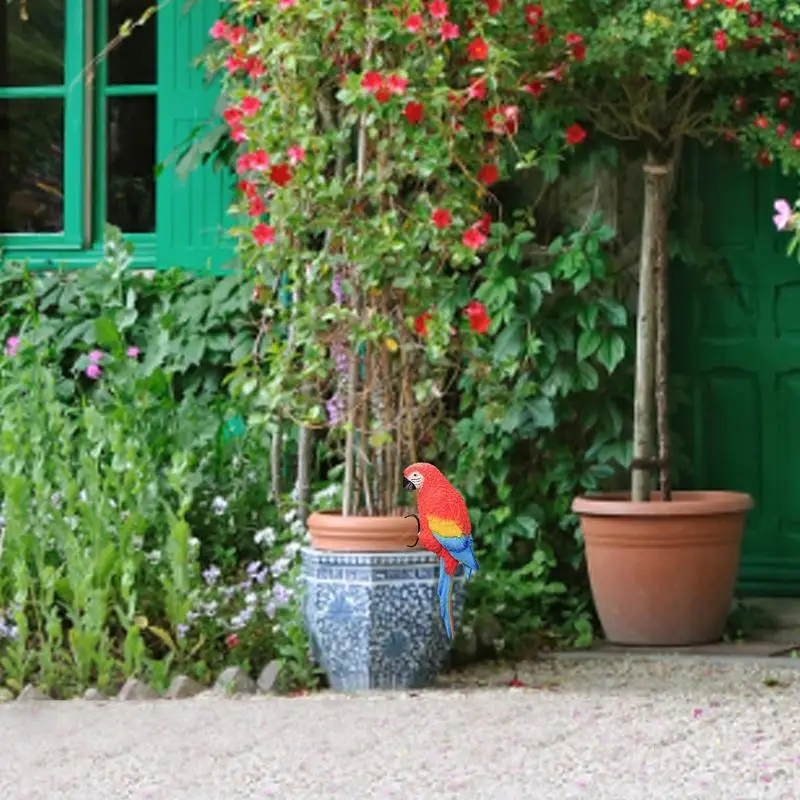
[387,75,409,95]
[126,346,140,359]
[240,96,261,117]
[226,633,240,648]
[440,21,460,41]
[253,223,275,246]
[429,0,449,19]
[287,145,306,165]
[85,363,102,380]
[4,336,20,358]
[774,199,794,231]
[279,0,297,8]
[88,350,104,364]
[463,226,488,250]
[209,20,229,40]
[406,13,423,32]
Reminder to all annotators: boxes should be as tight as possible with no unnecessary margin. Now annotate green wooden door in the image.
[156,0,234,273]
[673,146,800,595]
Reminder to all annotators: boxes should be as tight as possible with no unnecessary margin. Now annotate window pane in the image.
[0,0,66,87]
[108,0,156,86]
[107,95,155,233]
[0,98,64,233]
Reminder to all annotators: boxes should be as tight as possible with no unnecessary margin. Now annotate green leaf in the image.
[95,317,122,349]
[596,333,626,374]
[493,320,525,362]
[576,329,603,361]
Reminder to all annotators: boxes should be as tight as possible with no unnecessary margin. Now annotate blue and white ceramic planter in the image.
[300,547,466,692]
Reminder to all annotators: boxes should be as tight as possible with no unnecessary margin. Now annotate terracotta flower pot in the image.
[306,510,419,551]
[572,490,753,646]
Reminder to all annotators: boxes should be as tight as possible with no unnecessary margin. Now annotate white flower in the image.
[283,508,297,524]
[254,527,276,547]
[146,549,161,564]
[211,496,229,516]
[245,592,258,608]
[189,537,200,550]
[284,541,301,558]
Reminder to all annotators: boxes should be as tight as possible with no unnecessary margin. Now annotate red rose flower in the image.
[523,80,546,98]
[733,96,747,113]
[375,86,392,103]
[792,132,800,150]
[477,213,493,235]
[478,164,500,184]
[713,30,727,51]
[684,0,702,8]
[533,24,553,45]
[387,75,409,95]
[414,312,432,336]
[674,47,693,66]
[403,101,424,124]
[463,226,488,250]
[524,4,543,25]
[252,224,274,246]
[431,208,452,229]
[754,115,769,129]
[484,0,502,15]
[226,633,240,648]
[467,78,487,100]
[565,123,587,145]
[467,37,489,61]
[429,0,448,19]
[776,123,787,137]
[465,300,490,333]
[361,71,383,93]
[778,93,793,110]
[406,13,423,32]
[270,163,293,187]
[223,107,243,126]
[241,96,261,117]
[248,196,265,217]
[757,150,772,167]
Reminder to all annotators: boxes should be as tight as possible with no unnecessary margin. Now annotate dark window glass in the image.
[108,0,156,86]
[106,95,155,232]
[0,98,64,233]
[0,0,66,88]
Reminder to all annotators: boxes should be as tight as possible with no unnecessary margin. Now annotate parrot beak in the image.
[403,476,415,491]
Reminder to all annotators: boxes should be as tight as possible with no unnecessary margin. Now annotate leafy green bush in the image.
[0,238,318,697]
[453,213,632,655]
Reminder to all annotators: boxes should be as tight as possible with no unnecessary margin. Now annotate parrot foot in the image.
[404,513,420,548]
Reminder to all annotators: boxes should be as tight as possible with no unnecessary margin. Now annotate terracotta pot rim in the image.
[572,490,753,517]
[306,510,420,552]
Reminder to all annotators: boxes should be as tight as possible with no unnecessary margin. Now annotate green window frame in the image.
[1,0,233,272]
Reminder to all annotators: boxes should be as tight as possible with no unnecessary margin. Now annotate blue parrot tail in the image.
[461,537,480,580]
[437,560,455,640]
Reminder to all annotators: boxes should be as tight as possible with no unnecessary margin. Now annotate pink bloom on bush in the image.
[463,226,488,250]
[279,0,297,8]
[209,20,229,40]
[85,363,102,380]
[4,336,20,358]
[240,96,261,117]
[774,199,794,231]
[89,350,104,364]
[440,21,460,41]
[287,145,306,165]
[406,14,423,32]
[429,0,448,20]
[387,75,409,95]
[253,223,275,246]
[127,346,140,359]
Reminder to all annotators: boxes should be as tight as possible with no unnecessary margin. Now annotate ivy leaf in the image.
[528,396,555,430]
[596,333,626,374]
[576,329,602,361]
[493,320,525,362]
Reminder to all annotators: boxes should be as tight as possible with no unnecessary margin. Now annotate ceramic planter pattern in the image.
[301,547,465,692]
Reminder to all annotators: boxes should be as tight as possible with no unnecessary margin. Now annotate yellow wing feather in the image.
[427,514,464,539]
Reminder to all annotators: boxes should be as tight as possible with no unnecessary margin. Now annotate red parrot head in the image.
[402,461,446,494]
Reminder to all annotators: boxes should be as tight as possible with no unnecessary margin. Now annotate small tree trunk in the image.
[631,157,664,502]
[295,426,312,523]
[270,427,282,501]
[652,165,672,501]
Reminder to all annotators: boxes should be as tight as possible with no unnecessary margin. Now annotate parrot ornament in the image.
[402,462,479,640]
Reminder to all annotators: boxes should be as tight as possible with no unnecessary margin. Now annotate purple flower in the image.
[85,363,102,380]
[325,392,345,426]
[176,623,189,639]
[774,199,794,231]
[202,565,221,586]
[331,342,349,376]
[331,269,345,304]
[4,336,20,358]
[126,346,140,359]
[273,583,291,607]
[88,350,104,364]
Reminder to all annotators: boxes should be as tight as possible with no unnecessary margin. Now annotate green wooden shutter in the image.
[156,0,234,273]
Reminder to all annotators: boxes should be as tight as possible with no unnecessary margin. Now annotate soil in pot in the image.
[573,490,753,646]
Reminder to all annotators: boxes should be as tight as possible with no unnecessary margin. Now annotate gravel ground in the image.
[1,656,799,800]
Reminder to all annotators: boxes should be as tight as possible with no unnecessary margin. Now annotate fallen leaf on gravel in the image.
[509,677,525,688]
[762,677,791,689]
